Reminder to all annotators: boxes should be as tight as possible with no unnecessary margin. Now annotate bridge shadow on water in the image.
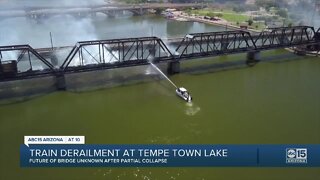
[181,51,306,75]
[0,92,51,106]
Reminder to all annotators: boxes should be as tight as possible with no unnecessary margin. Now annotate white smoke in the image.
[0,0,107,8]
[0,0,107,47]
[0,0,108,68]
[285,0,320,28]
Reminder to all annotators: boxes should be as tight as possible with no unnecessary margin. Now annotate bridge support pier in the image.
[56,73,66,90]
[167,61,180,75]
[246,51,260,67]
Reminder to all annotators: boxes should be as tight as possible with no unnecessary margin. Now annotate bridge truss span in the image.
[174,26,319,60]
[61,37,173,72]
[254,26,317,50]
[175,30,257,59]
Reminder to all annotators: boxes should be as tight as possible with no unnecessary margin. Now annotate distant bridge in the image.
[0,26,319,85]
[0,3,203,20]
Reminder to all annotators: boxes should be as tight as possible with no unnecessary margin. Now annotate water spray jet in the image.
[148,60,192,103]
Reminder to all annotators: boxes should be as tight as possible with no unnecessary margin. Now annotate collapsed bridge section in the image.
[0,44,54,80]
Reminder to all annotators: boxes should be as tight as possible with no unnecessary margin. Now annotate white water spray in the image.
[149,62,177,89]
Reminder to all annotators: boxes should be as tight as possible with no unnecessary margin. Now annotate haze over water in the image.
[0,13,225,48]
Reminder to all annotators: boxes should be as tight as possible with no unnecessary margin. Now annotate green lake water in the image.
[0,51,319,179]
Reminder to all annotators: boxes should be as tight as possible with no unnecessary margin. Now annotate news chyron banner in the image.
[21,136,320,167]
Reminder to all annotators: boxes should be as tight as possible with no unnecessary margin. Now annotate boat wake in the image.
[185,102,200,116]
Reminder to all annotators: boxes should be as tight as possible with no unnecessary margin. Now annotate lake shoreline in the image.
[169,11,261,33]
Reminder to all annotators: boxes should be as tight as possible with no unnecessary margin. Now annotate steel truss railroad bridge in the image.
[0,26,319,85]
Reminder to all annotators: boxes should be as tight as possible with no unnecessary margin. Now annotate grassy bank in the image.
[185,8,265,30]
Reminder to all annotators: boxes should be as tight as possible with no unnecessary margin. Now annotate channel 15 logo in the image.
[286,148,307,164]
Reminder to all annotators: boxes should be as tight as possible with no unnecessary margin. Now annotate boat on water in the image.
[176,87,192,102]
